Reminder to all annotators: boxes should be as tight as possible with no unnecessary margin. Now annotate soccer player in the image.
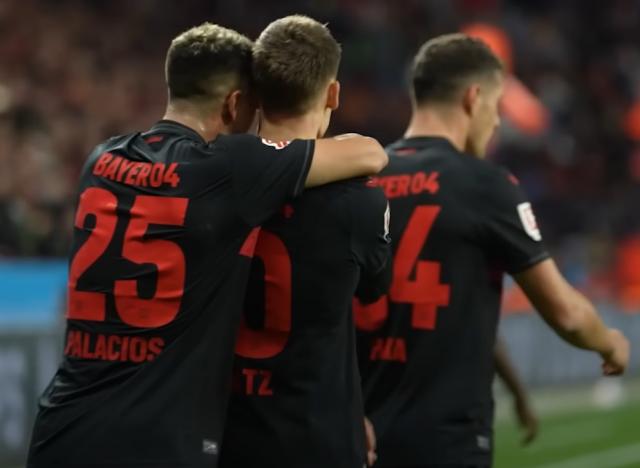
[355,33,630,468]
[220,16,391,468]
[27,23,388,468]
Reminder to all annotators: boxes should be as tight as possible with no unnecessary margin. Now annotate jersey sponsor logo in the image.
[64,330,164,363]
[93,152,181,188]
[517,202,542,241]
[202,439,218,455]
[369,337,407,362]
[371,171,440,199]
[261,138,291,150]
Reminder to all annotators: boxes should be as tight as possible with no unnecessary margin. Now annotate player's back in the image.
[28,121,314,468]
[356,136,547,466]
[221,179,390,468]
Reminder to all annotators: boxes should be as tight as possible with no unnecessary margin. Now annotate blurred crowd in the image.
[2,0,640,307]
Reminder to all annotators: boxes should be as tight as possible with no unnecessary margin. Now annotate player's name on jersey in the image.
[369,336,407,362]
[93,152,181,188]
[64,329,164,363]
[371,171,440,199]
[232,367,274,396]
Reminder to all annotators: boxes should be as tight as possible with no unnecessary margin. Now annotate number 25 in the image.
[68,187,188,328]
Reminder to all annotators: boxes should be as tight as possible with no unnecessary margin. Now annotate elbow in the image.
[548,302,586,336]
[364,138,388,174]
[374,151,389,173]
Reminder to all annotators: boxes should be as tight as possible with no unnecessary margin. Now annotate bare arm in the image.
[364,417,377,466]
[495,338,538,444]
[305,134,388,187]
[514,258,629,375]
[495,339,529,403]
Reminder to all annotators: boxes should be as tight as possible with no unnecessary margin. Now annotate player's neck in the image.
[404,108,467,152]
[163,103,225,142]
[259,111,322,141]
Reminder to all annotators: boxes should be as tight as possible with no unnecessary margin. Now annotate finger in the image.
[524,427,537,445]
[602,363,623,376]
[520,424,535,445]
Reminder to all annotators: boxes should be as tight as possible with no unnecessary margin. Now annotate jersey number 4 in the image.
[67,187,188,328]
[355,205,450,331]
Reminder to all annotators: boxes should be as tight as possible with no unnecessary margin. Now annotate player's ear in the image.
[462,84,481,117]
[326,80,340,111]
[221,89,242,126]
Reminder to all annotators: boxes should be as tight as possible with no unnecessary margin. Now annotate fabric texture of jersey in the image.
[220,178,391,468]
[27,121,313,468]
[356,137,549,467]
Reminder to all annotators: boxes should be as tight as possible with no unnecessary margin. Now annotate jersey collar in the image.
[388,136,458,154]
[146,120,206,144]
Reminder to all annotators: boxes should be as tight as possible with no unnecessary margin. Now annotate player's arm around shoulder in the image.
[221,134,315,226]
[345,179,393,304]
[306,134,388,188]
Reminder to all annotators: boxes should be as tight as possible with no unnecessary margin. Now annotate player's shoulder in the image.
[212,134,293,152]
[310,176,384,201]
[298,177,386,229]
[95,132,136,151]
[383,137,468,173]
[86,132,139,163]
[466,156,522,195]
[340,178,388,220]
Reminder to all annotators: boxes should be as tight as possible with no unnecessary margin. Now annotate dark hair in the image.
[411,33,503,105]
[253,15,342,115]
[165,23,253,102]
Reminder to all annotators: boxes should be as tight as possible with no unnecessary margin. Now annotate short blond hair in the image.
[253,15,341,115]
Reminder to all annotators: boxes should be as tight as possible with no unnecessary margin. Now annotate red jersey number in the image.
[67,188,189,328]
[235,230,292,359]
[355,205,450,331]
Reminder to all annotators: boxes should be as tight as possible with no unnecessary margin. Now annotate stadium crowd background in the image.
[3,0,640,312]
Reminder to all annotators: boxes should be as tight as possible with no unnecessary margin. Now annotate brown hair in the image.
[166,23,253,102]
[253,15,341,115]
[411,33,503,105]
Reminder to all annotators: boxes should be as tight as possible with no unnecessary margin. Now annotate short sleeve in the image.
[347,180,393,303]
[475,167,550,274]
[222,135,314,226]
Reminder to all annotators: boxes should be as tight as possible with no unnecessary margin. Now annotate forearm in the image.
[494,340,528,399]
[305,135,387,187]
[516,259,629,375]
[549,292,612,355]
[514,260,613,356]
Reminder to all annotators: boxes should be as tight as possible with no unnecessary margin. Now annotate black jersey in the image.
[27,121,314,468]
[355,137,549,467]
[220,179,391,468]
